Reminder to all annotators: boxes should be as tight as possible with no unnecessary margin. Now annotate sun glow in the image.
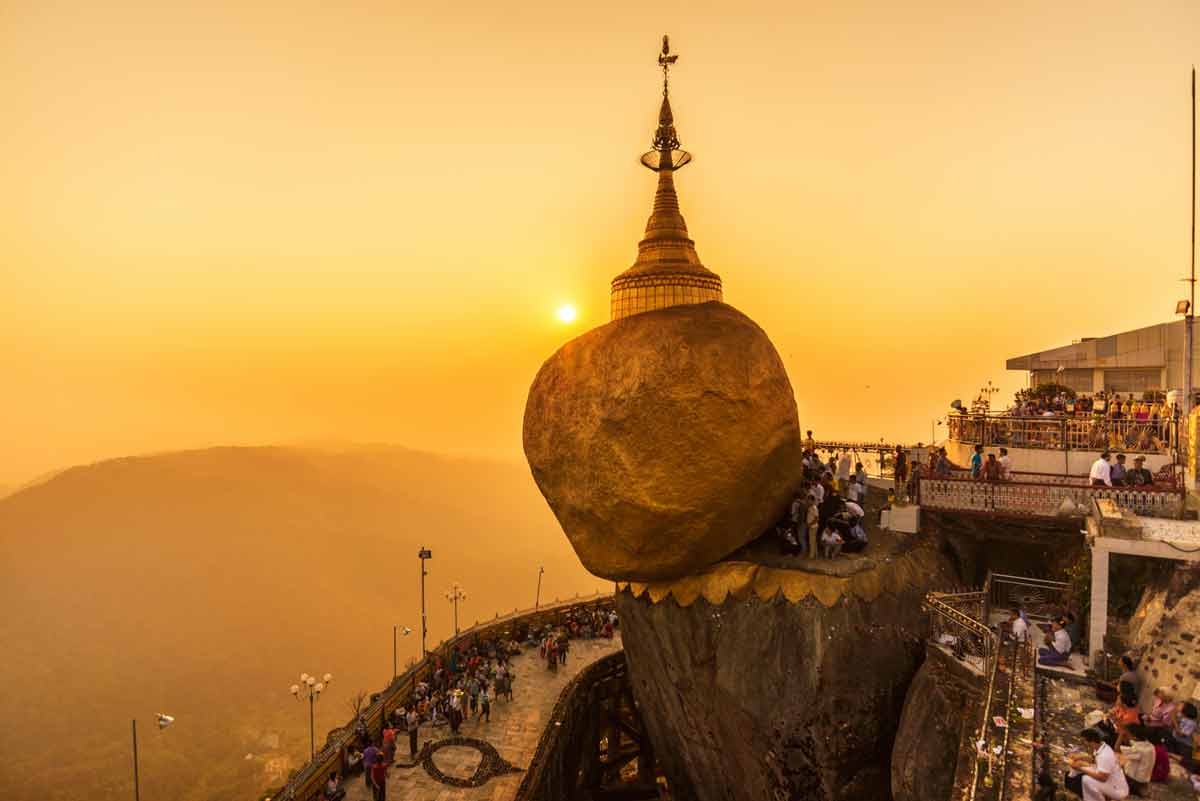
[556,304,578,324]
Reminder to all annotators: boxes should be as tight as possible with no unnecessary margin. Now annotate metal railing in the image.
[947,414,1175,455]
[923,590,998,677]
[918,474,1184,519]
[266,591,615,801]
[987,574,1071,624]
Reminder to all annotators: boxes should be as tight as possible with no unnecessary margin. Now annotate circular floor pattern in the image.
[419,735,523,788]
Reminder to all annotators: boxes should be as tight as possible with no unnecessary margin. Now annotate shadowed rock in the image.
[523,301,802,582]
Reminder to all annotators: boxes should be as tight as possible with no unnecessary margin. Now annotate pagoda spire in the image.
[610,36,723,321]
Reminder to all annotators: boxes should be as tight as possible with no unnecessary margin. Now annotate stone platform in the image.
[342,633,622,801]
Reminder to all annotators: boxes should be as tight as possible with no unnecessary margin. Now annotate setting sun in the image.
[556,304,578,324]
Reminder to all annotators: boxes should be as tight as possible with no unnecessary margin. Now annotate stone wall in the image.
[1126,565,1200,708]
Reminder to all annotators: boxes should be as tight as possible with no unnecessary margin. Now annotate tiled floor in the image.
[343,633,622,801]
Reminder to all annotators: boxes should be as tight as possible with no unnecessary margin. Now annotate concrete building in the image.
[1006,319,1199,399]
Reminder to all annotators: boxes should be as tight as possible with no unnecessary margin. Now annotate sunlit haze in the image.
[3,1,1199,484]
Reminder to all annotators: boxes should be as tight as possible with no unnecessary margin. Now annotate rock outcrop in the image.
[1126,564,1200,709]
[523,301,802,582]
[614,540,957,801]
[891,644,983,801]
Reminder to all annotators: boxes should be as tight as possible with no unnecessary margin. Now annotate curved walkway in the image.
[343,633,622,801]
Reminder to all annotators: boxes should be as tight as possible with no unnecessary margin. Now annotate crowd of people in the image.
[331,605,618,801]
[951,390,1175,454]
[775,435,871,558]
[1004,610,1200,800]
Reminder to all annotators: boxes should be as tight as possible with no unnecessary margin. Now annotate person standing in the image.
[1110,454,1127,486]
[1090,452,1113,487]
[854,461,868,492]
[998,447,1012,480]
[479,685,491,722]
[894,446,909,495]
[804,430,816,453]
[370,756,388,801]
[805,499,820,560]
[362,740,380,793]
[836,451,852,489]
[406,706,420,760]
[970,444,984,480]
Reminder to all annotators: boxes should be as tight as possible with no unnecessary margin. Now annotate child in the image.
[820,526,843,558]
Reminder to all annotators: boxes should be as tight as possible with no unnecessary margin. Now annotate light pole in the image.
[417,547,432,657]
[446,583,467,635]
[393,625,412,679]
[535,566,544,610]
[132,713,175,801]
[290,672,333,759]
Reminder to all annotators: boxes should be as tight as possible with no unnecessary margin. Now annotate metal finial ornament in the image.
[640,34,690,172]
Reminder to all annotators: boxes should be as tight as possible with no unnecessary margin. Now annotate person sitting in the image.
[1110,454,1128,486]
[840,502,868,553]
[934,448,953,477]
[1010,606,1029,644]
[1128,688,1176,744]
[1169,702,1198,758]
[983,453,1002,481]
[820,526,843,558]
[1116,655,1139,699]
[1064,727,1129,801]
[1038,618,1073,666]
[324,773,346,801]
[1105,688,1141,750]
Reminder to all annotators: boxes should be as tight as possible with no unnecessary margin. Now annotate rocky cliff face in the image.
[1126,564,1200,708]
[891,644,983,801]
[615,540,957,801]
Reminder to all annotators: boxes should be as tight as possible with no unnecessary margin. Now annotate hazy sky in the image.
[2,1,1198,483]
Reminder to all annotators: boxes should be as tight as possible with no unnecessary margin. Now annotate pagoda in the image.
[610,37,724,321]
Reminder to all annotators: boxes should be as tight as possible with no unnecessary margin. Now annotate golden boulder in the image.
[522,301,802,581]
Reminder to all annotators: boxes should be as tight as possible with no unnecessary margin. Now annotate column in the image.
[1088,544,1110,670]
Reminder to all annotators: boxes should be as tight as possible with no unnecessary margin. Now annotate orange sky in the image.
[2,1,1198,484]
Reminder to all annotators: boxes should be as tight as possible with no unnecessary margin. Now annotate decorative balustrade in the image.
[266,592,616,801]
[918,475,1183,519]
[947,414,1175,455]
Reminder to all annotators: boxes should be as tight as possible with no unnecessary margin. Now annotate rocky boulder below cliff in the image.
[891,644,984,801]
[615,539,958,801]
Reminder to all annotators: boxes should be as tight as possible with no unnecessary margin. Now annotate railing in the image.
[515,650,657,801]
[923,591,997,678]
[987,574,1071,624]
[266,592,616,801]
[918,474,1184,519]
[947,414,1176,455]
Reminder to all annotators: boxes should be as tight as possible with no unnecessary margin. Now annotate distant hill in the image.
[0,445,603,801]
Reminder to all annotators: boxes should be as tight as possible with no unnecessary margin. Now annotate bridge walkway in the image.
[341,633,622,801]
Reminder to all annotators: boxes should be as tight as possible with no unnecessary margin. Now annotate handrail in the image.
[965,626,1002,801]
[925,474,1183,495]
[267,591,615,801]
[918,473,1185,519]
[946,413,1176,456]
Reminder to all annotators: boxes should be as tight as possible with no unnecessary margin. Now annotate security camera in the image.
[156,713,175,730]
[401,627,413,636]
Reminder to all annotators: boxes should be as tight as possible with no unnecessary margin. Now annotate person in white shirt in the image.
[998,447,1012,480]
[1068,728,1129,801]
[1010,608,1028,643]
[820,527,843,558]
[1090,452,1113,487]
[836,451,852,487]
[846,475,864,505]
[1039,619,1072,666]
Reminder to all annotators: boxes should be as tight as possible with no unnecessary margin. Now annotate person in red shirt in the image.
[370,758,388,801]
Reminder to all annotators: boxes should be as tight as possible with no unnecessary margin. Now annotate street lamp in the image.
[132,713,175,801]
[393,625,412,679]
[445,583,467,635]
[290,671,333,759]
[535,566,545,610]
[417,547,432,657]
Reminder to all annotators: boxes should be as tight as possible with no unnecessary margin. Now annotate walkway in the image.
[343,633,622,801]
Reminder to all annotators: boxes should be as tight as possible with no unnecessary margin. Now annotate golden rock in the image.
[522,301,802,581]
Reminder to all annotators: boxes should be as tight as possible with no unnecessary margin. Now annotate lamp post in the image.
[290,672,333,759]
[445,583,467,635]
[132,713,175,801]
[535,566,544,610]
[393,625,412,679]
[417,547,432,657]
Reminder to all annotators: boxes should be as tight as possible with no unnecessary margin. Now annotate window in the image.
[1103,369,1161,394]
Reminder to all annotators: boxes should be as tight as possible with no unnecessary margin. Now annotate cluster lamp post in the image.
[446,583,467,635]
[290,672,333,759]
[131,713,175,801]
[418,547,432,656]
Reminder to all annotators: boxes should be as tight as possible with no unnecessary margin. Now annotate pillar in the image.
[1088,544,1110,670]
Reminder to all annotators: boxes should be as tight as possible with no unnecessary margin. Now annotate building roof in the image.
[1006,320,1176,371]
